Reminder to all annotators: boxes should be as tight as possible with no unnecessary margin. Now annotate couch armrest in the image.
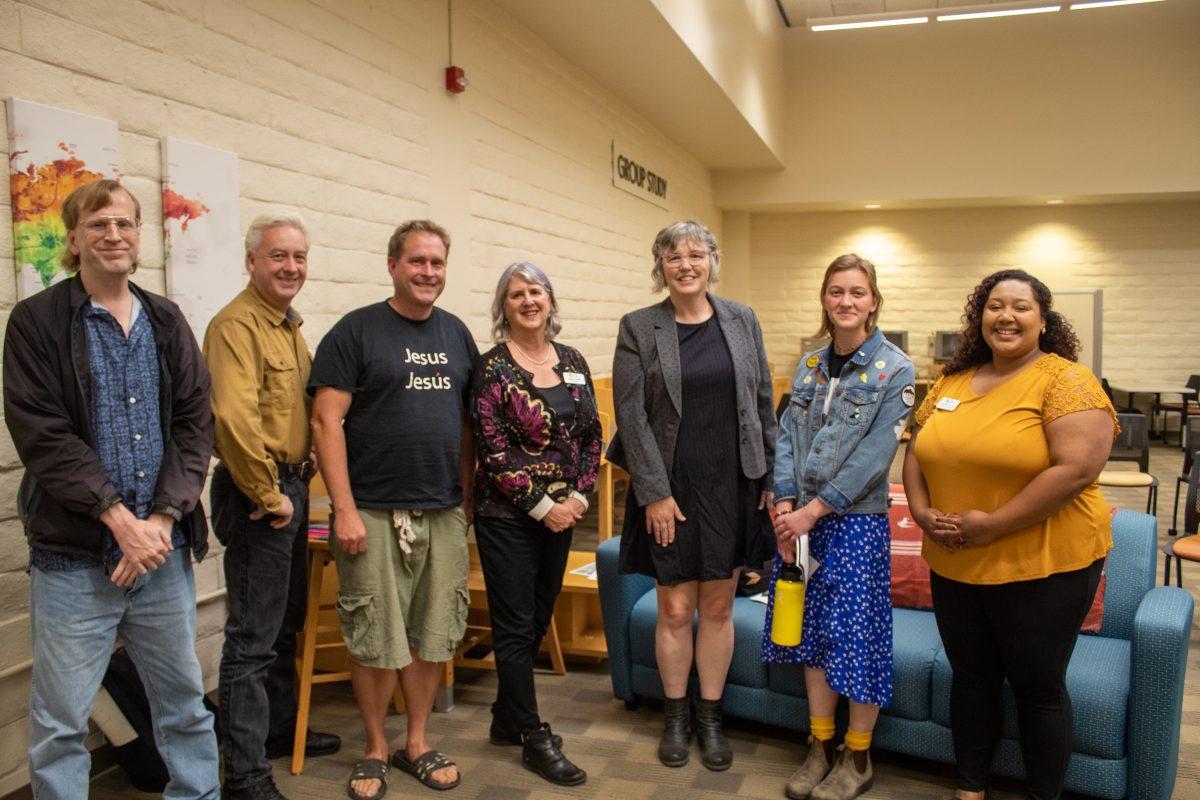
[1128,586,1195,800]
[597,536,654,701]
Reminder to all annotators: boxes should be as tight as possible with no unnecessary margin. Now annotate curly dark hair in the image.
[942,269,1080,376]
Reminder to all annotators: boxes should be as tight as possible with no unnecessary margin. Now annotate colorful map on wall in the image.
[6,98,121,299]
[162,137,242,339]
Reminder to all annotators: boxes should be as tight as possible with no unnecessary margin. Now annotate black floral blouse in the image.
[471,342,603,519]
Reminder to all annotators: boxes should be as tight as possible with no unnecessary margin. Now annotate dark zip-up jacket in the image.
[3,275,214,560]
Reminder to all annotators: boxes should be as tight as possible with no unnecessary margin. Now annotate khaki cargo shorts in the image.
[331,506,469,669]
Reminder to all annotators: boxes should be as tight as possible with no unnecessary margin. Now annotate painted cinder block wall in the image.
[0,0,718,790]
[739,203,1200,387]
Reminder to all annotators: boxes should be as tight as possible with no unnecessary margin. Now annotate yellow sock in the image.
[810,715,835,742]
[844,728,872,752]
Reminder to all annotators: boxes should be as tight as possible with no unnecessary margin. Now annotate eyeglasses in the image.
[82,217,140,237]
[663,251,709,269]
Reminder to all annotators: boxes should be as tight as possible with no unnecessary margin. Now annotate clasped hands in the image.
[915,508,997,552]
[543,497,585,533]
[102,504,176,587]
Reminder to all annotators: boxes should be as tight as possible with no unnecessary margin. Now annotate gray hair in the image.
[245,211,309,254]
[490,262,563,342]
[650,220,721,293]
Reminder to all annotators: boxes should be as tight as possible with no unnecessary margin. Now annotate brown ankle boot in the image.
[785,736,835,799]
[810,746,873,800]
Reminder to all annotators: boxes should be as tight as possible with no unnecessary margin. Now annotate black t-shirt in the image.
[308,302,479,508]
[827,348,853,379]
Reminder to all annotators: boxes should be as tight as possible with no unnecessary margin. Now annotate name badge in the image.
[936,397,960,412]
[563,372,586,385]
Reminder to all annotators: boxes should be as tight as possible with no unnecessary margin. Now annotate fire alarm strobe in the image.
[445,66,468,93]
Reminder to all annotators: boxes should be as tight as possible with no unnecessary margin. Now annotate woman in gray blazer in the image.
[609,220,777,772]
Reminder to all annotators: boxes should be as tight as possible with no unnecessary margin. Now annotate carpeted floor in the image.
[86,440,1200,800]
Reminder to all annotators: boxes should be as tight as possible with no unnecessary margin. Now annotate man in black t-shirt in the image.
[310,219,478,796]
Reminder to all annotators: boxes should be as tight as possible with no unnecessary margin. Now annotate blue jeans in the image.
[28,550,220,800]
[213,464,309,789]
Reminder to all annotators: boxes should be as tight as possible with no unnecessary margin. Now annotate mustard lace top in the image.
[912,354,1118,584]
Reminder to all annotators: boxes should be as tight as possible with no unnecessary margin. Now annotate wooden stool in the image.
[291,535,454,774]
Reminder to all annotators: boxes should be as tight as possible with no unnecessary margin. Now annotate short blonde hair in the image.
[387,219,451,261]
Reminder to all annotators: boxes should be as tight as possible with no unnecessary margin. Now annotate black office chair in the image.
[1151,374,1200,448]
[1168,417,1200,537]
[1098,412,1157,515]
[1162,451,1200,586]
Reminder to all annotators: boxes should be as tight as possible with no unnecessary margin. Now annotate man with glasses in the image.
[204,212,339,800]
[3,179,219,798]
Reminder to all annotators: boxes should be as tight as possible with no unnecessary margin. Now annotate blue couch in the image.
[597,510,1193,800]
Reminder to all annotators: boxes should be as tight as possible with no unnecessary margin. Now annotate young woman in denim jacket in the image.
[764,254,915,800]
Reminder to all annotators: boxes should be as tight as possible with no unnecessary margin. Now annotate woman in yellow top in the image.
[902,269,1116,800]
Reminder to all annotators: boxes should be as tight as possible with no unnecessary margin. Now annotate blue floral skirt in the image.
[761,512,893,708]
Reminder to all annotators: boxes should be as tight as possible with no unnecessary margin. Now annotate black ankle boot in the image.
[490,706,562,748]
[658,696,691,767]
[522,723,586,786]
[694,697,732,771]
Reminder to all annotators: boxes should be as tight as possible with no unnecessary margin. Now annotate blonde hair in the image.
[815,254,883,339]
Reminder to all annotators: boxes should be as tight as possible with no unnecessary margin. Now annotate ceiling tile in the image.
[831,0,887,15]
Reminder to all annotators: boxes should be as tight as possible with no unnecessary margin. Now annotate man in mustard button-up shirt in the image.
[203,212,339,800]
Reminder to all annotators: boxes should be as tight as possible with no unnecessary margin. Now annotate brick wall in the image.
[743,203,1200,386]
[0,0,717,790]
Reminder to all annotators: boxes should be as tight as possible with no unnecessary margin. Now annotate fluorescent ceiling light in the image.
[1047,199,1064,204]
[811,16,928,31]
[1071,0,1164,8]
[937,5,1061,21]
[864,204,882,209]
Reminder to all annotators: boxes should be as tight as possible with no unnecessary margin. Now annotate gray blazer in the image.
[607,294,777,507]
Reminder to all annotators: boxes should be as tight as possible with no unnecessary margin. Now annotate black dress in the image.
[619,315,774,585]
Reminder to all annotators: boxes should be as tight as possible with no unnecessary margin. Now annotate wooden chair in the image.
[454,544,567,675]
[1097,412,1158,516]
[1162,450,1200,586]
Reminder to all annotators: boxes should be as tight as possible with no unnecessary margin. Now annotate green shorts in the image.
[331,506,469,669]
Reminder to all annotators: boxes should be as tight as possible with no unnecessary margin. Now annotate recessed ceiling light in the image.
[1047,199,1064,204]
[1071,0,1164,9]
[937,5,1061,21]
[810,16,928,31]
[864,204,882,209]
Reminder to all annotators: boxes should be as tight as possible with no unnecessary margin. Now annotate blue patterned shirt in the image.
[31,297,185,571]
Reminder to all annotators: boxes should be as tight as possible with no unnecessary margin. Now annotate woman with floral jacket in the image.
[470,262,601,787]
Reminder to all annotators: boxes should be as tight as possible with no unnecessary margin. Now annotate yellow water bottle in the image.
[770,536,807,647]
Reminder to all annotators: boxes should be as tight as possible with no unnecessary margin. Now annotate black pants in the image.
[474,513,573,732]
[213,464,309,790]
[930,558,1104,800]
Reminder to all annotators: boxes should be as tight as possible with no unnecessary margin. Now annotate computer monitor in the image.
[933,331,961,361]
[881,330,908,353]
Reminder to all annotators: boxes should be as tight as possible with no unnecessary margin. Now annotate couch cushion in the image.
[629,592,770,689]
[889,608,942,721]
[932,635,1129,759]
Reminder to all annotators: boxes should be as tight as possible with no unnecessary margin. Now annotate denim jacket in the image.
[774,329,915,515]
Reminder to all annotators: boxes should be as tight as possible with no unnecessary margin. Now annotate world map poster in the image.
[6,98,120,299]
[162,137,242,339]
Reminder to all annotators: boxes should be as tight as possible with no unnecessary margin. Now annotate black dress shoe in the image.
[264,729,341,759]
[224,776,289,800]
[522,724,586,786]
